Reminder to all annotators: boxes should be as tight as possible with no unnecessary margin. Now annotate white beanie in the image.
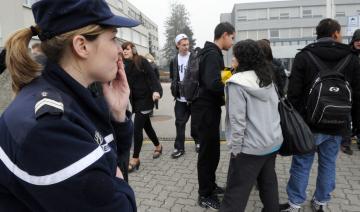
[175,33,188,44]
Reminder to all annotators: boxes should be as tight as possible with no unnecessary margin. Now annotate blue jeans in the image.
[286,133,342,206]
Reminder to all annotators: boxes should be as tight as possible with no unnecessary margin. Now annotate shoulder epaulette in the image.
[34,90,64,119]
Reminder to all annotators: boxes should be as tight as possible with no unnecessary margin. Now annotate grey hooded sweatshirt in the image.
[225,70,283,156]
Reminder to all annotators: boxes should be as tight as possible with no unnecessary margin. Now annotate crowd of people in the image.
[1,0,360,212]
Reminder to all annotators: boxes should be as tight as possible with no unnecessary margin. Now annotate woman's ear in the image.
[71,35,89,59]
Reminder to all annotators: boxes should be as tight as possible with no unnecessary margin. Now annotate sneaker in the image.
[195,144,200,153]
[171,149,185,159]
[311,199,325,212]
[341,145,353,155]
[212,185,225,197]
[198,195,220,211]
[279,203,300,212]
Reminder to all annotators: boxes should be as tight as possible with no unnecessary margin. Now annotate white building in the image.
[0,0,159,58]
[221,0,360,69]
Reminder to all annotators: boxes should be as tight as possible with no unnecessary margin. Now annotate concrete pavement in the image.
[129,83,360,212]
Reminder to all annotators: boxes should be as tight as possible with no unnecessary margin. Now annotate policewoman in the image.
[0,0,140,211]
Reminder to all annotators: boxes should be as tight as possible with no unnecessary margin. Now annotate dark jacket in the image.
[272,59,287,96]
[0,49,6,75]
[150,62,160,80]
[0,61,136,212]
[124,57,162,113]
[169,52,194,99]
[350,29,360,57]
[196,41,225,107]
[288,39,360,136]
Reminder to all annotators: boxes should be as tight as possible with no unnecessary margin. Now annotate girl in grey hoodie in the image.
[220,40,283,212]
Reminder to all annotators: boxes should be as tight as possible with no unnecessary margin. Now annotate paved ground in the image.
[144,83,226,140]
[129,83,360,212]
[2,81,360,211]
[129,141,360,212]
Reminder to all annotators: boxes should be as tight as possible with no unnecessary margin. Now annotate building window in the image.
[270,30,279,39]
[280,13,289,19]
[290,28,301,38]
[269,8,279,20]
[313,15,323,18]
[303,28,314,37]
[248,30,257,39]
[335,12,345,17]
[257,9,267,20]
[237,16,247,22]
[237,30,247,40]
[303,9,312,18]
[258,30,268,39]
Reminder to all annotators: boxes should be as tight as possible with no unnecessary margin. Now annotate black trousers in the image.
[117,150,130,182]
[192,103,221,197]
[174,101,199,150]
[133,112,160,158]
[220,152,279,212]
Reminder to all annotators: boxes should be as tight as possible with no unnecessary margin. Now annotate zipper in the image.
[317,105,351,124]
[311,83,322,121]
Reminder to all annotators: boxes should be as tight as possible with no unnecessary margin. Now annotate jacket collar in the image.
[42,61,112,133]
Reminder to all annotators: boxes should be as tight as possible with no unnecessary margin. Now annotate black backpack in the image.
[180,49,202,102]
[305,51,352,130]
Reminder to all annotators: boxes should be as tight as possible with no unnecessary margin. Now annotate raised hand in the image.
[102,59,130,122]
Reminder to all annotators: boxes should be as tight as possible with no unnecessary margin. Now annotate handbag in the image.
[275,86,315,156]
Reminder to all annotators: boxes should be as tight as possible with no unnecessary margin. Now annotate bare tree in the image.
[162,2,196,68]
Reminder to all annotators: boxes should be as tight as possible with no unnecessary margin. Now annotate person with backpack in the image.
[340,28,360,155]
[220,39,283,212]
[191,22,235,210]
[122,42,163,173]
[280,18,360,212]
[0,0,139,211]
[169,34,200,158]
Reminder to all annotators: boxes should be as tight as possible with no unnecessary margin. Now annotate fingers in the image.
[117,60,128,82]
[152,92,160,101]
[116,167,124,179]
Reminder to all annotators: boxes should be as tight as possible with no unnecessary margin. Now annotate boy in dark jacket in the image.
[280,19,360,212]
[340,29,360,155]
[191,22,235,210]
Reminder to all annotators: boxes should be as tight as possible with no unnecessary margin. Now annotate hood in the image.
[199,41,223,57]
[350,29,360,46]
[226,71,273,101]
[302,39,352,61]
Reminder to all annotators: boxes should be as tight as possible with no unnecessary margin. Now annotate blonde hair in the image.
[5,24,107,94]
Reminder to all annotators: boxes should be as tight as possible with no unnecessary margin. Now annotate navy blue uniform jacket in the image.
[0,61,136,212]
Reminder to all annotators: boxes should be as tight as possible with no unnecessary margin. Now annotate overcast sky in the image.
[130,0,287,48]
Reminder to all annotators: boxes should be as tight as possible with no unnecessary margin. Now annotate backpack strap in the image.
[306,51,352,78]
[306,51,331,76]
[333,54,352,75]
